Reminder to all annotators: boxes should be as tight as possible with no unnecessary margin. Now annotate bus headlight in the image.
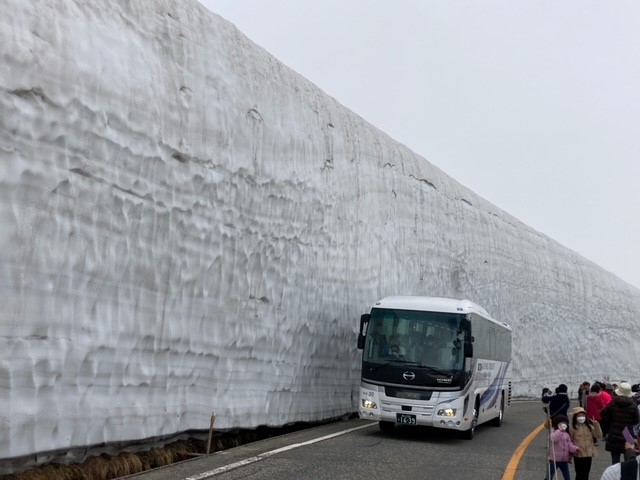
[362,399,377,409]
[437,408,457,417]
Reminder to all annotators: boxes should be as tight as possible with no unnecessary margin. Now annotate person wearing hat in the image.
[545,414,581,480]
[600,382,640,465]
[569,406,602,480]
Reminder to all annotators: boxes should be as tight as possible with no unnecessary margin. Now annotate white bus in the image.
[357,296,512,439]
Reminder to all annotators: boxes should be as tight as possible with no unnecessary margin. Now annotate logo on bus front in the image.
[477,362,495,372]
[402,371,416,381]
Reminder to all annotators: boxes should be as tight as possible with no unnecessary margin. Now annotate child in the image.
[546,414,581,480]
[569,407,602,480]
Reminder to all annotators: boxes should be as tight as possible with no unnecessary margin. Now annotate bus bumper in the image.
[359,384,470,431]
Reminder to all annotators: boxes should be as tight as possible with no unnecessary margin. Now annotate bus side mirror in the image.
[464,341,473,358]
[357,313,370,350]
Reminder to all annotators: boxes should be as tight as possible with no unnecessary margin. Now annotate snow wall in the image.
[1,0,640,467]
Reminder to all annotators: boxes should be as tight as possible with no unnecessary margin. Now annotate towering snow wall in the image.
[1,0,640,466]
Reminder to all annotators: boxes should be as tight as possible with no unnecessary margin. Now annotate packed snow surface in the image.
[1,0,639,466]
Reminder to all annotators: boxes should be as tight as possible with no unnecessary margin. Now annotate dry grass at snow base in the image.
[0,433,258,480]
[0,418,347,480]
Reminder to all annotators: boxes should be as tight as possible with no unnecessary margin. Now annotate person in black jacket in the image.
[598,422,640,480]
[601,382,640,465]
[542,383,571,418]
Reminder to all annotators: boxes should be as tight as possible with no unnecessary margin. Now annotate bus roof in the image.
[371,296,511,330]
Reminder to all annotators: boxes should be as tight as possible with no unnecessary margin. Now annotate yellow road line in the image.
[502,422,546,480]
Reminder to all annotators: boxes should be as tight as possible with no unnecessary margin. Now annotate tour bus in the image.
[357,296,512,439]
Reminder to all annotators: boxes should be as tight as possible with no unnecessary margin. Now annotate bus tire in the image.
[491,394,504,427]
[379,421,394,433]
[463,400,479,440]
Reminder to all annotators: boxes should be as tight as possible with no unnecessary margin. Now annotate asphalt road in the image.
[124,401,614,480]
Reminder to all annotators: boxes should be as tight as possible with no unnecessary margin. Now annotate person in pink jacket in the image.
[546,414,581,480]
[585,383,608,422]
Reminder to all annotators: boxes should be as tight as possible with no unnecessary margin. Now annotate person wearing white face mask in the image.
[546,414,581,480]
[570,406,603,480]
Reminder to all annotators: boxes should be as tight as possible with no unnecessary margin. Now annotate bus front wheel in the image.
[463,401,479,440]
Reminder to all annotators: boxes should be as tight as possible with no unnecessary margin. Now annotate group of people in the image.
[540,381,640,480]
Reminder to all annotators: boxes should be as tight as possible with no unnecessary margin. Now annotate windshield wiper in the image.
[368,359,455,375]
[370,359,414,371]
[413,365,451,375]
[389,359,418,364]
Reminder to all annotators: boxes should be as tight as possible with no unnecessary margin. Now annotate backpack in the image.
[620,457,638,480]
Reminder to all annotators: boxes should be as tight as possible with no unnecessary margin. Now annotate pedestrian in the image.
[546,414,581,480]
[543,384,571,419]
[599,426,640,480]
[578,382,591,408]
[586,384,608,423]
[569,406,602,480]
[632,384,640,406]
[601,384,614,405]
[601,382,640,465]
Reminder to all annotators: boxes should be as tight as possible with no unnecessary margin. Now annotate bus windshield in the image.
[363,308,466,372]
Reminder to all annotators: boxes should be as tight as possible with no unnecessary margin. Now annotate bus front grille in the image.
[381,400,434,416]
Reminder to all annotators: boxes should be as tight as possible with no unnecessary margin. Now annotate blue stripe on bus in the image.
[480,363,509,409]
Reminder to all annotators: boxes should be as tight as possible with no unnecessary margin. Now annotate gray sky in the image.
[200,0,640,289]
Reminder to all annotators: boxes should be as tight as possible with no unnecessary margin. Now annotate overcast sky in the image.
[200,1,640,290]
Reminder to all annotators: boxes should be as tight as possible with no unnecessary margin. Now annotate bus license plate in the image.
[396,413,417,425]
